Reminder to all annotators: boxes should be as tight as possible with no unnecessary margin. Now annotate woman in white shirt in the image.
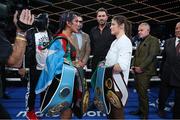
[105,15,132,119]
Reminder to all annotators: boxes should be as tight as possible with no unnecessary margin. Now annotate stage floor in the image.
[0,84,173,119]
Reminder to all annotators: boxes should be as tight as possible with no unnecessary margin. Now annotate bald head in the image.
[139,23,150,30]
[175,22,180,38]
[138,22,150,39]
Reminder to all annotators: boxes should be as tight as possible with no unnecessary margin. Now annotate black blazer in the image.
[162,37,180,87]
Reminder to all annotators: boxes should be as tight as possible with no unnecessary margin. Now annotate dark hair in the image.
[96,7,108,15]
[112,15,132,39]
[34,13,49,31]
[57,11,77,33]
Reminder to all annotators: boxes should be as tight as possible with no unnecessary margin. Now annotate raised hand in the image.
[14,9,34,32]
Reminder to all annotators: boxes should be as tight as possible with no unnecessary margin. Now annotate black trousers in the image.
[0,72,11,119]
[0,103,11,119]
[158,78,172,111]
[26,68,45,111]
[0,65,7,96]
[173,87,180,119]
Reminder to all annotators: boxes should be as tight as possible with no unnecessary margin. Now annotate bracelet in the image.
[16,36,27,42]
[16,32,25,37]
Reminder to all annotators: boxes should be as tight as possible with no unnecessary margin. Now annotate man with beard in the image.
[89,7,115,111]
[90,7,115,74]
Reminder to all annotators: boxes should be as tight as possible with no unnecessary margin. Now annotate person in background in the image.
[158,22,180,119]
[105,15,132,119]
[89,8,115,110]
[90,7,115,73]
[0,9,34,119]
[25,13,52,120]
[130,22,160,119]
[71,15,91,68]
[71,15,90,118]
[157,37,173,118]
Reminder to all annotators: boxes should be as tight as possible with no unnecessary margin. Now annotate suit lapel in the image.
[81,33,86,51]
[170,38,176,56]
[136,36,149,56]
[72,34,80,51]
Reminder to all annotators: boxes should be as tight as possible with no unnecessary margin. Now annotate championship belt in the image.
[73,67,89,118]
[94,66,111,114]
[40,64,76,115]
[94,66,128,114]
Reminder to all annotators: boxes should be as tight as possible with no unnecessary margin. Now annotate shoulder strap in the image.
[40,36,68,50]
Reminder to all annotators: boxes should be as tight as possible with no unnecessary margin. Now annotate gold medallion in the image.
[106,90,122,109]
[48,102,70,116]
[105,78,113,89]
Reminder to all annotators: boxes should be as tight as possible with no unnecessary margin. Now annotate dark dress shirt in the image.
[90,24,115,57]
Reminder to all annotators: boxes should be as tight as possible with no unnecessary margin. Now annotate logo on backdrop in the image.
[16,111,106,118]
[16,99,174,119]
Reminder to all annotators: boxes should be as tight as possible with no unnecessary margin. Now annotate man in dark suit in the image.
[157,45,173,118]
[130,22,160,119]
[159,22,180,119]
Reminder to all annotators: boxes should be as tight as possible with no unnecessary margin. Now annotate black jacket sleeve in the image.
[0,30,13,65]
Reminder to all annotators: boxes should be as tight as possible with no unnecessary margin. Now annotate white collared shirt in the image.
[175,37,180,47]
[75,32,83,49]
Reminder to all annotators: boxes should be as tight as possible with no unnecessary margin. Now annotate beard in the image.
[98,20,106,25]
